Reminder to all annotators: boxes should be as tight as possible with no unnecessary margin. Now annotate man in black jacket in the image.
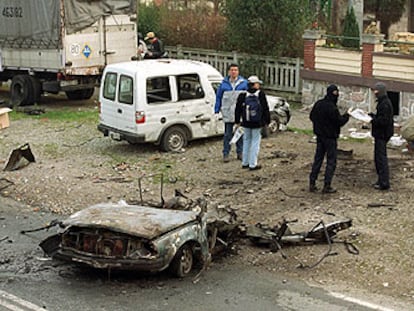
[144,32,165,59]
[369,82,394,190]
[309,84,350,193]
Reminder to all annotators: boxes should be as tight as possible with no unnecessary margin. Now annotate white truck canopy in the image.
[0,0,135,49]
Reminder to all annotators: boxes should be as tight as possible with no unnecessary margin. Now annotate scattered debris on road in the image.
[3,143,35,171]
[245,218,358,268]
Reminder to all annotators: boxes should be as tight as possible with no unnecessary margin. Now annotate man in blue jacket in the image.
[214,64,248,162]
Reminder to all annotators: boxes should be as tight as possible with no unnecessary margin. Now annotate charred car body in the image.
[40,202,210,277]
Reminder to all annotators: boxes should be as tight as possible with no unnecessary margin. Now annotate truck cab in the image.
[98,59,224,152]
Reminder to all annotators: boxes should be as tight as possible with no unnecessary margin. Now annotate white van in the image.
[98,59,224,151]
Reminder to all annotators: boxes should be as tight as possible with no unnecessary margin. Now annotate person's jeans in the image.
[241,127,262,168]
[309,136,337,185]
[223,122,243,156]
[374,138,390,187]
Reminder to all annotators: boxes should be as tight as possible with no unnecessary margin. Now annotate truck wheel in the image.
[169,244,194,278]
[66,88,95,100]
[82,88,95,100]
[161,126,188,152]
[65,90,85,100]
[11,75,32,106]
[28,76,41,104]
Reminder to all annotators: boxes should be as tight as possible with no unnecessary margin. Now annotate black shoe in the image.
[322,186,337,194]
[374,184,390,190]
[237,153,243,161]
[309,184,318,192]
[249,165,262,171]
[242,165,249,169]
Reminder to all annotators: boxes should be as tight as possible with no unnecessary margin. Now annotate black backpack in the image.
[242,91,262,123]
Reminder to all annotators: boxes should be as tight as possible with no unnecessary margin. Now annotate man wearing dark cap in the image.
[369,82,394,190]
[309,84,351,193]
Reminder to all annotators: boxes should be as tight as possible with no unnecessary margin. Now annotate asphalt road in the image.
[0,196,402,311]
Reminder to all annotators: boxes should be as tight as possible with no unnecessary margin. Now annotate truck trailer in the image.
[0,0,137,106]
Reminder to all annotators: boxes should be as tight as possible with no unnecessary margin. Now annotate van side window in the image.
[118,75,133,105]
[177,74,204,100]
[103,72,117,100]
[146,77,171,104]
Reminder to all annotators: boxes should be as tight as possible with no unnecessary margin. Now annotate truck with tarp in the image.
[0,0,137,106]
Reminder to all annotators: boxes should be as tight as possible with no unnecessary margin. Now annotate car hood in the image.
[62,203,200,240]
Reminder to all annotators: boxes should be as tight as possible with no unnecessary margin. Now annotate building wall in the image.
[302,78,414,122]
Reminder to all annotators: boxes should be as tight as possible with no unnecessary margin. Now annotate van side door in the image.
[174,73,218,138]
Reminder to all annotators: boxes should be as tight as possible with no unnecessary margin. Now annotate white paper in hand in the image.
[230,127,244,144]
[349,108,372,123]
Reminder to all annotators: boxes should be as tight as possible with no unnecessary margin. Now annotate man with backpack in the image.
[235,75,270,170]
[215,64,248,162]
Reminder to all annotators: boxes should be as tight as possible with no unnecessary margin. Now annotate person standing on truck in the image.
[369,82,394,190]
[235,75,270,170]
[309,84,351,194]
[214,63,248,163]
[143,32,165,59]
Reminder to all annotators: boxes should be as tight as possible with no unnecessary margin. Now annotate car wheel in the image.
[268,118,280,134]
[161,126,188,152]
[169,244,193,277]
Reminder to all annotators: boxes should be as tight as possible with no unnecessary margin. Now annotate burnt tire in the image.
[161,126,188,152]
[169,244,194,278]
[11,75,33,106]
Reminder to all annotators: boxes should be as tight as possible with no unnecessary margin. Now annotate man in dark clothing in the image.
[309,84,350,193]
[144,32,165,59]
[369,82,394,190]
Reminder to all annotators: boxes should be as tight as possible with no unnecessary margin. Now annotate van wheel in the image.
[169,244,193,278]
[11,75,32,106]
[161,126,188,152]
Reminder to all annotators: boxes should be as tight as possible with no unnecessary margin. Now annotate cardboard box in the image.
[0,107,12,129]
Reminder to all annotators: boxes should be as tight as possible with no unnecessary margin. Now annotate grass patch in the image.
[10,109,98,123]
[288,127,313,136]
[288,100,303,110]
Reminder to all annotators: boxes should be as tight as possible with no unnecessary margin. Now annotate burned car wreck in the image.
[40,202,210,277]
[38,188,240,277]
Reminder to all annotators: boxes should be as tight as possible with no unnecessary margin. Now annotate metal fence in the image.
[165,45,303,94]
